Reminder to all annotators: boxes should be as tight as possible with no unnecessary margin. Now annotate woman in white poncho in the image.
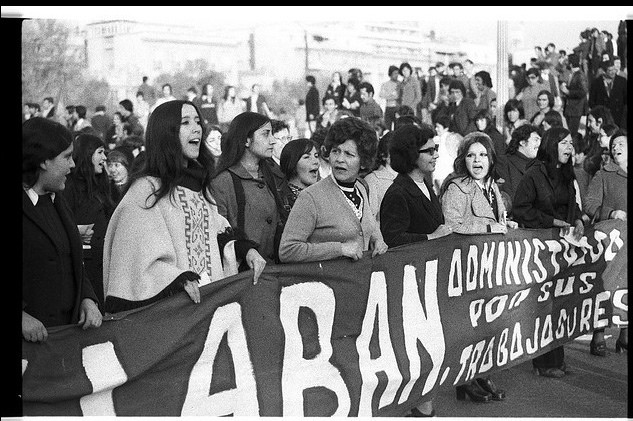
[103,100,266,313]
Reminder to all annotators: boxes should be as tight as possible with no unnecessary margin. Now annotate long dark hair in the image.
[213,111,271,176]
[538,126,574,184]
[70,133,114,213]
[128,100,211,207]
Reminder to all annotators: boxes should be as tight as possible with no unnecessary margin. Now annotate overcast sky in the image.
[4,6,631,54]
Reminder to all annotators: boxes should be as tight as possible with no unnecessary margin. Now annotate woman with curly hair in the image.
[279,117,388,263]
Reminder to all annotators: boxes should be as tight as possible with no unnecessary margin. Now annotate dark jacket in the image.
[449,97,478,136]
[379,173,444,247]
[62,174,114,308]
[512,159,582,229]
[485,125,506,156]
[305,86,320,121]
[496,151,535,206]
[563,70,588,118]
[22,190,98,327]
[588,74,627,127]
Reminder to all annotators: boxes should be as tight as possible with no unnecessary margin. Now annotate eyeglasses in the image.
[528,75,538,80]
[419,144,439,154]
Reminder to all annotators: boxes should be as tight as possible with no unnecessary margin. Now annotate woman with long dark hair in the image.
[103,101,266,313]
[513,126,584,378]
[210,111,291,264]
[64,133,115,309]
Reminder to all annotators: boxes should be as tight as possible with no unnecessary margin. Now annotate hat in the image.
[388,65,399,75]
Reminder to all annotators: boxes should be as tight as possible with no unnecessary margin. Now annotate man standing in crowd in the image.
[379,65,401,131]
[448,80,477,136]
[359,81,384,127]
[41,97,57,119]
[246,83,272,117]
[118,99,144,138]
[22,117,102,343]
[560,53,588,137]
[305,75,320,136]
[450,62,472,98]
[90,105,112,142]
[137,75,157,108]
[589,58,627,129]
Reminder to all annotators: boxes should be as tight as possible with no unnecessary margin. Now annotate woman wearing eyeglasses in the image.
[380,124,452,248]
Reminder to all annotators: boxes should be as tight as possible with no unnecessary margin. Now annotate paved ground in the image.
[431,327,629,418]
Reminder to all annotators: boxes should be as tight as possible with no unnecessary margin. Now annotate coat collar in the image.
[602,161,627,177]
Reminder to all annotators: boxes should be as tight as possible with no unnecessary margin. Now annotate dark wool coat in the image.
[22,190,98,327]
[512,159,582,229]
[380,174,444,247]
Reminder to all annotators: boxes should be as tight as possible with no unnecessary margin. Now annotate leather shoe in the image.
[590,339,607,356]
[406,407,436,417]
[474,376,506,401]
[533,367,565,378]
[456,381,492,403]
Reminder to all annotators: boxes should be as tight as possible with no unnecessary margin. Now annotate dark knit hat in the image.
[388,65,399,75]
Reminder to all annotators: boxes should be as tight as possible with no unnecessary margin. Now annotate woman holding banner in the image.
[210,111,291,264]
[513,126,584,377]
[440,132,515,402]
[279,117,388,263]
[379,123,451,416]
[103,100,266,314]
[583,131,628,354]
[379,123,452,248]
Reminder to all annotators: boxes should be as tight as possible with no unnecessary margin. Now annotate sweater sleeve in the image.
[278,190,343,263]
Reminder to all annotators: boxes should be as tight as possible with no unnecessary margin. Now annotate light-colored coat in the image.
[441,176,506,234]
[583,161,628,221]
[279,175,384,263]
[103,176,237,303]
[363,165,397,222]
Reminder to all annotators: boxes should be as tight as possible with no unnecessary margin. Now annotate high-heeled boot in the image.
[474,376,506,401]
[455,381,492,403]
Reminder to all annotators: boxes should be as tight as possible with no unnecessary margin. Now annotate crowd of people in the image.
[22,23,627,417]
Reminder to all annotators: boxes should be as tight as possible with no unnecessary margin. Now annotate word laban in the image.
[22,225,625,416]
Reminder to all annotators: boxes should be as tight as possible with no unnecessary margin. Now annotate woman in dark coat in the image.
[379,124,452,248]
[513,126,584,378]
[22,117,102,342]
[63,133,116,310]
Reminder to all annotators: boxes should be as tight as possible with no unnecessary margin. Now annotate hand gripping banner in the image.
[21,219,627,416]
